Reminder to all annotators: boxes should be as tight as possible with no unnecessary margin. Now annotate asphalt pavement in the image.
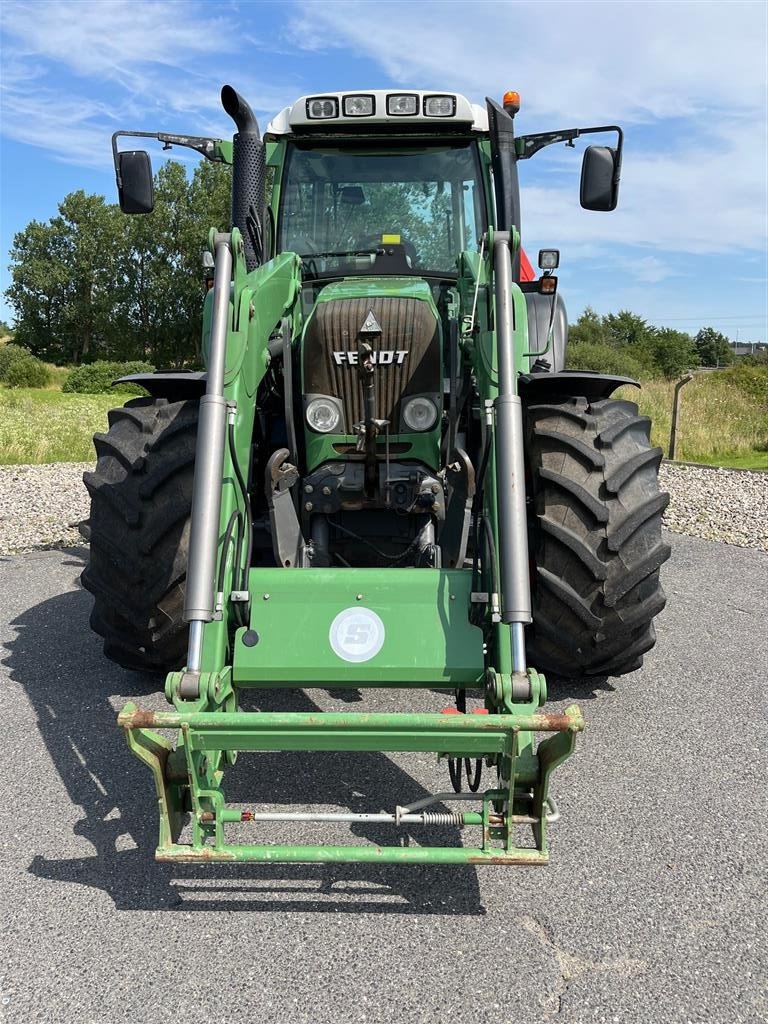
[0,533,765,1024]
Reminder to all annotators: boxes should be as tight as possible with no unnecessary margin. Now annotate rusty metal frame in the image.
[119,704,583,865]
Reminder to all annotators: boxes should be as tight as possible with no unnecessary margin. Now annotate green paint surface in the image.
[234,567,484,685]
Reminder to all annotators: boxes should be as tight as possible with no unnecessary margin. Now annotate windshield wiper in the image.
[299,248,379,261]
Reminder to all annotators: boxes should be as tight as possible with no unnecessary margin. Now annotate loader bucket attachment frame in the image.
[119,701,583,865]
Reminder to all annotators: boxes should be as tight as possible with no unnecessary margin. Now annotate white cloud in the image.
[0,1,304,167]
[623,256,679,285]
[0,1,237,83]
[287,1,766,123]
[522,116,766,257]
[0,84,120,170]
[286,0,767,259]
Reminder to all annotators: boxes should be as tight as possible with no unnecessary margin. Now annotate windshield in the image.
[278,142,486,275]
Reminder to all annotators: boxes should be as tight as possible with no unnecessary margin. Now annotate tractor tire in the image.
[525,396,671,678]
[81,397,198,673]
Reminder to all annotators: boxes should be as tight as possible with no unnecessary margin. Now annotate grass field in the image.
[1,368,766,468]
[0,388,114,464]
[617,373,768,470]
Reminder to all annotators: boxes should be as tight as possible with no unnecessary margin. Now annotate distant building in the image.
[730,342,767,357]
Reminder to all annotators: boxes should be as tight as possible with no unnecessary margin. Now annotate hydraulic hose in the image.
[227,419,253,594]
[217,509,241,595]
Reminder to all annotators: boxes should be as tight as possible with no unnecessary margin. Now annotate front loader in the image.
[82,86,670,865]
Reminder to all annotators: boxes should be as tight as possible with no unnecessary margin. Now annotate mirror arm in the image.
[517,124,624,182]
[111,131,226,181]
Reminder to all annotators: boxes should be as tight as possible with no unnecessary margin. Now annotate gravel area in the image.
[0,463,91,554]
[1,460,766,555]
[659,462,768,552]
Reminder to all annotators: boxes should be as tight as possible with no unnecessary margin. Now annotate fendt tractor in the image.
[82,86,670,865]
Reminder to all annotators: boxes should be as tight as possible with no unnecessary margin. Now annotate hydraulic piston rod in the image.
[492,231,532,672]
[183,232,232,672]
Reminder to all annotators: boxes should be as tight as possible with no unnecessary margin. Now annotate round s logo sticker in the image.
[329,607,385,663]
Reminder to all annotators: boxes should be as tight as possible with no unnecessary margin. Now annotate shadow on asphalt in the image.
[3,548,484,916]
[545,674,616,701]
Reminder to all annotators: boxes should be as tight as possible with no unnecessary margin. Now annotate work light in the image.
[387,94,418,116]
[306,97,339,119]
[538,249,560,270]
[424,95,456,117]
[343,95,375,117]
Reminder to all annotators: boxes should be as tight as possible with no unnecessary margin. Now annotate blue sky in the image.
[1,0,766,341]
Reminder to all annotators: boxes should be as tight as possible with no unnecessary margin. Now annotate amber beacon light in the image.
[502,90,521,116]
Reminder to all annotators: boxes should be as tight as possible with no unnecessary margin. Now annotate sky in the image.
[1,0,766,341]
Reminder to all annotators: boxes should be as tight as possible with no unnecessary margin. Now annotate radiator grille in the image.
[303,296,440,432]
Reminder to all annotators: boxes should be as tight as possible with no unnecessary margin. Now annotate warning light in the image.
[539,275,558,295]
[502,90,521,115]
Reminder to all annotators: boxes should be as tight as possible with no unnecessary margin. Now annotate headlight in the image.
[423,95,456,117]
[387,94,418,116]
[402,396,438,432]
[306,97,339,119]
[343,94,374,117]
[306,397,342,433]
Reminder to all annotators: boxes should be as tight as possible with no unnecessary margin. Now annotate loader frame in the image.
[119,224,584,865]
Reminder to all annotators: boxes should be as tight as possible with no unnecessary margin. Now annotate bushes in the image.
[565,341,651,380]
[0,343,51,388]
[567,308,700,380]
[62,360,154,395]
[718,364,768,404]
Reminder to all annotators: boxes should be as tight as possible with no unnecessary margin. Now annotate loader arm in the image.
[118,220,583,865]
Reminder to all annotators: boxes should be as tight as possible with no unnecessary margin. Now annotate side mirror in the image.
[580,145,619,212]
[116,151,154,215]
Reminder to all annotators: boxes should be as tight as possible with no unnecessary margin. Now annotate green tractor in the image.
[82,86,669,865]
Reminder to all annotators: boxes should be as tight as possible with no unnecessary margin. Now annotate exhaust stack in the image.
[221,85,265,271]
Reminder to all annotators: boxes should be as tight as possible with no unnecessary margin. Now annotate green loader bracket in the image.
[118,703,583,865]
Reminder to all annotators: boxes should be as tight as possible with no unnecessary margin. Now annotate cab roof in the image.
[265,90,489,139]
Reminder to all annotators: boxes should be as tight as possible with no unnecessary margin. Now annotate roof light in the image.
[342,94,375,117]
[306,97,339,119]
[424,95,456,117]
[387,93,418,116]
[502,90,521,115]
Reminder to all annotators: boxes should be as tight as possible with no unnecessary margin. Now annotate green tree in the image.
[603,309,652,348]
[7,193,125,364]
[568,306,607,346]
[6,218,72,362]
[695,326,734,367]
[6,159,230,367]
[740,346,768,366]
[646,328,699,378]
[122,160,230,365]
